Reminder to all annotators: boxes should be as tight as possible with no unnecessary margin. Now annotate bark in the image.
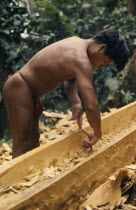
[128,0,136,16]
[26,0,36,16]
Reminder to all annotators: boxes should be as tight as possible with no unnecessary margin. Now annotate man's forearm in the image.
[85,105,102,138]
[64,80,82,105]
[67,90,82,105]
[64,80,83,129]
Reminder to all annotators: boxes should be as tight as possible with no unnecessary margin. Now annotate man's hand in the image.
[69,103,83,129]
[82,129,101,149]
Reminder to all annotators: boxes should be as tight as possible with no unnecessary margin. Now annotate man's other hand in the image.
[69,103,83,129]
[82,129,100,149]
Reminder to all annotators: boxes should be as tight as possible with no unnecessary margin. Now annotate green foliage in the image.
[94,60,136,111]
[0,0,29,74]
[0,0,29,138]
[25,0,136,112]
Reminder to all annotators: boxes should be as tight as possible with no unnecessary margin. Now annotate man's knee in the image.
[12,141,28,158]
[29,129,40,148]
[33,131,40,146]
[31,128,40,139]
[30,118,40,140]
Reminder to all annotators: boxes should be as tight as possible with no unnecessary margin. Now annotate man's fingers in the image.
[83,139,92,145]
[77,122,82,129]
[83,140,90,149]
[83,139,93,150]
[77,116,83,129]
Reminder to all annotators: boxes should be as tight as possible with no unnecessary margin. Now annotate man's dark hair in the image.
[93,29,130,71]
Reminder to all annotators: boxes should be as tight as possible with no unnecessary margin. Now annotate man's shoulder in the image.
[73,51,92,70]
[61,36,82,42]
[68,52,93,81]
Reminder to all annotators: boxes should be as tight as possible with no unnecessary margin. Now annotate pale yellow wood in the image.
[0,102,136,209]
[1,129,136,210]
[0,102,136,189]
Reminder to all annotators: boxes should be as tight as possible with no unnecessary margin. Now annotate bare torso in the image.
[3,36,102,159]
[19,36,90,95]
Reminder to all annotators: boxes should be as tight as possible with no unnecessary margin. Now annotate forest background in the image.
[0,0,136,140]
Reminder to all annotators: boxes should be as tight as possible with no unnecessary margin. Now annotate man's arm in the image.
[64,80,83,128]
[64,80,82,105]
[75,62,102,139]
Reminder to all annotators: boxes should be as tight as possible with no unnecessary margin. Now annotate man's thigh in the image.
[3,72,34,157]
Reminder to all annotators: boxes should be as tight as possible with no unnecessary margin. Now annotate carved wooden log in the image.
[0,102,136,210]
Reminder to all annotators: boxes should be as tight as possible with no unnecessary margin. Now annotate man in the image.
[3,29,129,158]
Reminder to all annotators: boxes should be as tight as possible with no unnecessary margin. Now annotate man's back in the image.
[20,36,90,95]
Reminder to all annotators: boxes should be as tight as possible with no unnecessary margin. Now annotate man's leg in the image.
[28,116,40,151]
[3,73,33,158]
[27,95,43,151]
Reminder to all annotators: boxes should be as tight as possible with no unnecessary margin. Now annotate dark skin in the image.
[3,36,114,158]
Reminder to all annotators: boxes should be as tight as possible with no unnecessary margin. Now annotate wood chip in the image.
[126,164,136,170]
[18,175,39,187]
[121,204,136,209]
[43,111,65,118]
[2,143,11,152]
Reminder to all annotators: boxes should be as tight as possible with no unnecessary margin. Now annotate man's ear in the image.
[98,44,107,53]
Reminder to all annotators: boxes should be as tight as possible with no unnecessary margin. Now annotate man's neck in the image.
[86,39,95,61]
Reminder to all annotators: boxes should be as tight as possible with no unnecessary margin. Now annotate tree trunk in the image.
[26,0,36,16]
[128,0,136,16]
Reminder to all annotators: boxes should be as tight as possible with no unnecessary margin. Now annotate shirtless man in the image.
[3,29,129,158]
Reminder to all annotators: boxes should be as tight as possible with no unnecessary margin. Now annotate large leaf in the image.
[105,78,119,91]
